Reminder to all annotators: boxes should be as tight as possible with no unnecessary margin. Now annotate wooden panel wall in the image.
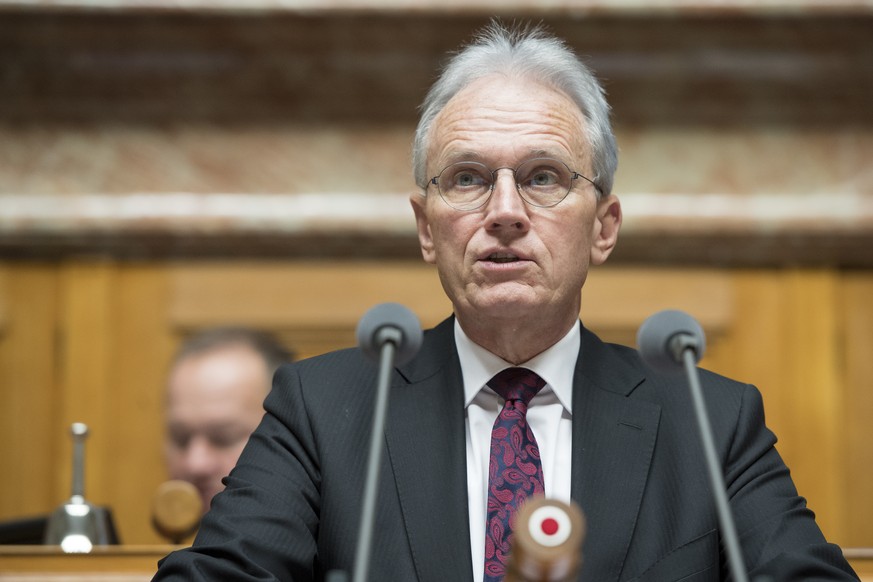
[0,265,59,516]
[841,274,873,545]
[0,261,870,549]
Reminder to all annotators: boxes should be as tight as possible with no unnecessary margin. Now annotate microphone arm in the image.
[677,340,749,582]
[351,328,398,582]
[638,310,749,582]
[327,303,422,582]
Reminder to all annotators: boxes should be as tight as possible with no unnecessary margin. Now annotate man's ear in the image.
[591,194,622,266]
[410,193,436,264]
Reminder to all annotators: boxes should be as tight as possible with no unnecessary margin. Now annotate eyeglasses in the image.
[428,157,600,211]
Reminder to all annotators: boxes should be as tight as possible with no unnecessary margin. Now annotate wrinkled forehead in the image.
[427,75,591,170]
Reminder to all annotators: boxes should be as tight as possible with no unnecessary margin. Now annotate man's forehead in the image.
[167,417,251,434]
[170,345,268,382]
[438,148,567,166]
[166,390,265,429]
[427,77,588,165]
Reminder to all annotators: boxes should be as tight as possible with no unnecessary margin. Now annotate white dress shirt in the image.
[455,319,578,582]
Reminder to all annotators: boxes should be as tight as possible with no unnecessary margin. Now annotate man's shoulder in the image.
[582,327,750,405]
[273,315,455,386]
[271,349,379,408]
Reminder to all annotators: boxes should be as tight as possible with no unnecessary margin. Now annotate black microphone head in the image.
[636,309,706,374]
[356,303,423,365]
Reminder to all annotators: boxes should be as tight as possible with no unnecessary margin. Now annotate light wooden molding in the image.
[0,0,871,15]
[2,192,871,266]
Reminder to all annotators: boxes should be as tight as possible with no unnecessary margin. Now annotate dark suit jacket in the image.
[154,317,857,581]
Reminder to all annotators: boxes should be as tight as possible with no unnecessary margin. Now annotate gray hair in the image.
[412,21,618,197]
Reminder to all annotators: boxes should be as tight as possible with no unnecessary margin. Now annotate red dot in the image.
[540,517,559,536]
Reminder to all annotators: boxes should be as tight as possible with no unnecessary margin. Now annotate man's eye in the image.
[209,431,247,449]
[453,170,487,188]
[169,432,190,449]
[210,437,235,449]
[527,170,559,187]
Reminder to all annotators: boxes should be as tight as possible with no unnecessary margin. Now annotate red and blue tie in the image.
[483,367,546,581]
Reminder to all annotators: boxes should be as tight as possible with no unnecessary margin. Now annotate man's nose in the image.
[183,437,218,476]
[485,169,529,225]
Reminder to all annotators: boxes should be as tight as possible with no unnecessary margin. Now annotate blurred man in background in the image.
[164,327,292,514]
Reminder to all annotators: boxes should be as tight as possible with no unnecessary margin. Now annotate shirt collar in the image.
[454,318,579,413]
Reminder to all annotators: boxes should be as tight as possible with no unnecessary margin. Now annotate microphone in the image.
[151,480,201,544]
[637,310,749,582]
[637,309,706,374]
[335,304,422,582]
[355,302,423,366]
[507,497,586,582]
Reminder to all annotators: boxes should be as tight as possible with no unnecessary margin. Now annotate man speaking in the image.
[154,22,857,581]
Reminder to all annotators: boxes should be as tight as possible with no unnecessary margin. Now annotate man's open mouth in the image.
[487,253,520,263]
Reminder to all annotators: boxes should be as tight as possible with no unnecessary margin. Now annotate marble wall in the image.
[1,3,872,264]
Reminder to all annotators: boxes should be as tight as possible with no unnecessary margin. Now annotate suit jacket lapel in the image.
[572,327,661,582]
[383,319,659,582]
[385,317,474,582]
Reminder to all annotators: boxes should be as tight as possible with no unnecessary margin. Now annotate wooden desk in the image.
[0,546,175,581]
[847,548,873,579]
[1,546,871,581]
